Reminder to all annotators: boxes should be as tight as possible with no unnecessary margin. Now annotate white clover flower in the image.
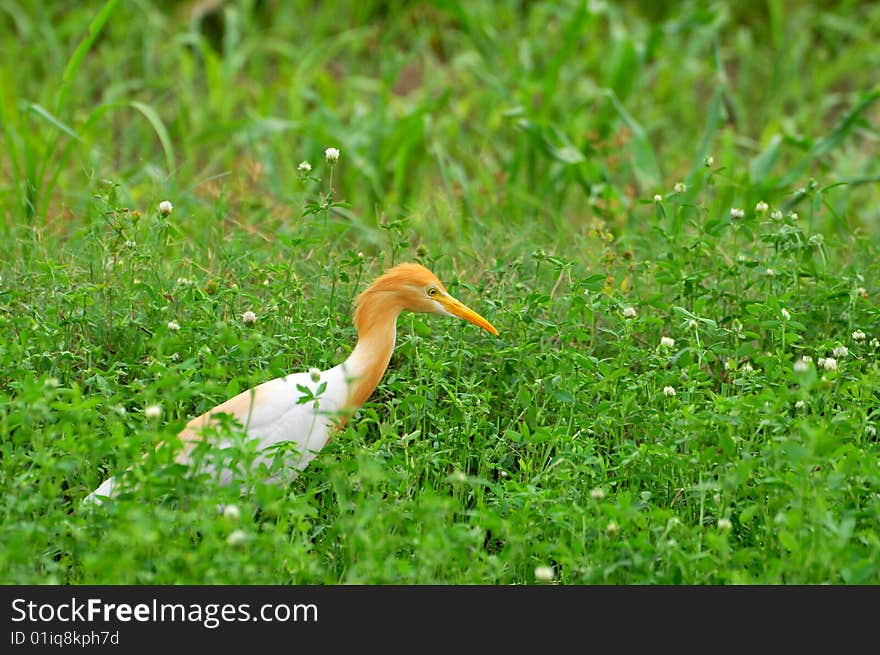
[713,492,722,504]
[660,336,675,348]
[730,207,745,220]
[227,529,247,546]
[663,386,676,397]
[167,321,180,331]
[789,212,799,221]
[832,345,848,358]
[688,319,698,330]
[856,287,867,297]
[176,277,193,286]
[158,200,173,216]
[605,521,619,535]
[144,404,162,419]
[865,425,876,438]
[622,306,637,319]
[673,182,687,193]
[755,201,769,213]
[871,338,880,349]
[852,330,866,341]
[221,504,241,520]
[770,210,783,220]
[653,194,662,204]
[765,268,777,277]
[309,367,322,383]
[793,360,809,373]
[780,308,791,321]
[125,239,136,248]
[717,518,733,531]
[590,488,606,500]
[324,147,340,163]
[534,565,555,582]
[500,470,508,478]
[297,160,312,173]
[820,357,838,371]
[741,362,754,373]
[795,400,806,411]
[242,310,257,325]
[704,155,714,167]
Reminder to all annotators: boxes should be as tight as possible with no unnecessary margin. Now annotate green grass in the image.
[1,0,879,584]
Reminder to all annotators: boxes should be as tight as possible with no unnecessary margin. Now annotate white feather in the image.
[84,363,356,505]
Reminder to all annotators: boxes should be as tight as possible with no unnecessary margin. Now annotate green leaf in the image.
[581,274,607,292]
[603,89,660,188]
[810,86,880,158]
[58,0,123,112]
[607,35,638,102]
[225,378,239,398]
[779,85,880,187]
[515,387,532,406]
[554,389,574,403]
[778,530,799,552]
[749,134,782,182]
[129,101,176,175]
[28,104,81,141]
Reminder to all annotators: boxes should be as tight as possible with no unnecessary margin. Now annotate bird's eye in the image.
[427,287,438,297]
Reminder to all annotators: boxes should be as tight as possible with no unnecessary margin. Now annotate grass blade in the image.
[129,101,176,176]
[603,89,660,189]
[58,0,122,112]
[28,103,81,141]
[778,85,880,187]
[749,134,782,183]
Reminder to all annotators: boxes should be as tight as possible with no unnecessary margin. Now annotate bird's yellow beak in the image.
[439,294,499,335]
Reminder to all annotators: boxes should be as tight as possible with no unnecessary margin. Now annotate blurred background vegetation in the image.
[2,0,878,241]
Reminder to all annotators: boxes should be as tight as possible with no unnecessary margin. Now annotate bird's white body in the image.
[85,363,356,504]
[83,263,497,506]
[210,366,353,474]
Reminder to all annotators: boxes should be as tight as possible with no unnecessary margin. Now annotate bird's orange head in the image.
[355,263,498,335]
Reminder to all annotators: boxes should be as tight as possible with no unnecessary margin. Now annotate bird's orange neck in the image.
[344,290,405,409]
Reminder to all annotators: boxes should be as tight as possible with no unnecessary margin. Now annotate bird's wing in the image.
[84,366,354,504]
[177,366,352,462]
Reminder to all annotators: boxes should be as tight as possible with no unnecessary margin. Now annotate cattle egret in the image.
[85,263,498,503]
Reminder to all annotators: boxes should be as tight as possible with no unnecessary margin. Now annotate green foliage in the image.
[1,0,878,584]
